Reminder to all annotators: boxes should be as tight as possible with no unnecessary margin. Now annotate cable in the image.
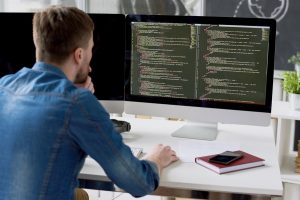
[111,192,124,200]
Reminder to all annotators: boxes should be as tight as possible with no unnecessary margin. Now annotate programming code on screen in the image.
[130,22,270,105]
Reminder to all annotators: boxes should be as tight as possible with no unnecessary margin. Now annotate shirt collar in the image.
[32,62,68,79]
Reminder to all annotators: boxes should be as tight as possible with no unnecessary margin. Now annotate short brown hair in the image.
[33,6,94,63]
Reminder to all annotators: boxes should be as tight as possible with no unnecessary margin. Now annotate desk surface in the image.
[272,100,300,120]
[79,116,283,197]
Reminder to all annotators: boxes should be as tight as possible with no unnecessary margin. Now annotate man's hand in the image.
[143,144,179,175]
[75,75,95,94]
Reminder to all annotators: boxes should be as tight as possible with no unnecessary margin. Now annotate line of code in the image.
[131,22,197,99]
[198,25,269,104]
[130,22,270,104]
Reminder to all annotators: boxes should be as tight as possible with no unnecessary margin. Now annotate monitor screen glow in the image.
[124,15,276,140]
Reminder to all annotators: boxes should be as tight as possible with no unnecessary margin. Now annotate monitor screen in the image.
[0,13,125,114]
[89,14,125,113]
[125,15,276,140]
[0,13,35,77]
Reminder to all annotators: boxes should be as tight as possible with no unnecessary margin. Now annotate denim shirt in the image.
[0,62,159,200]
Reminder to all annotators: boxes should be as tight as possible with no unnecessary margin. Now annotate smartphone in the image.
[209,151,243,165]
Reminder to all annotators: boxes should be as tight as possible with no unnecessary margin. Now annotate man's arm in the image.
[74,75,95,94]
[143,144,178,176]
[68,90,178,197]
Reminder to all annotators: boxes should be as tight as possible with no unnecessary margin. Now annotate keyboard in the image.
[130,147,143,158]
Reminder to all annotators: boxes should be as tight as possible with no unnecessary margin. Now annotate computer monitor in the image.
[124,15,276,140]
[0,13,125,114]
[89,14,125,114]
[0,13,35,77]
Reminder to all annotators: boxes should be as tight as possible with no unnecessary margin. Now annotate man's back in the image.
[0,62,164,200]
[0,62,87,199]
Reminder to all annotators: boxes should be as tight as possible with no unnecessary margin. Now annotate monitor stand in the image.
[171,122,218,141]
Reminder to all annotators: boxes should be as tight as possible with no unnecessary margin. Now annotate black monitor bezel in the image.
[125,14,276,113]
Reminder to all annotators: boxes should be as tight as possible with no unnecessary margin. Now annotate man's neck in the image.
[43,60,77,83]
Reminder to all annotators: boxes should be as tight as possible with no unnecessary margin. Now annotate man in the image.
[0,6,178,200]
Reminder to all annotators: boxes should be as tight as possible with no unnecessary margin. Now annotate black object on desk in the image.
[111,119,131,133]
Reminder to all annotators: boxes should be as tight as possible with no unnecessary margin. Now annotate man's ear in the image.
[74,47,83,65]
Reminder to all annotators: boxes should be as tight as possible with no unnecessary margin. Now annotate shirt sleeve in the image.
[68,90,159,197]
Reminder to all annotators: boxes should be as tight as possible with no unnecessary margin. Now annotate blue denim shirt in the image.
[0,62,159,200]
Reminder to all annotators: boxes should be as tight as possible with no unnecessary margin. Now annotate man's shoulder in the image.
[0,67,74,97]
[70,88,109,120]
[0,67,30,86]
[71,88,98,103]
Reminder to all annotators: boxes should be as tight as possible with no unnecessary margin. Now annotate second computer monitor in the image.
[89,14,125,114]
[125,15,276,140]
[0,13,35,77]
[0,13,125,114]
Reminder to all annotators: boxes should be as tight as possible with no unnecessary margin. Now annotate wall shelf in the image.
[272,100,300,200]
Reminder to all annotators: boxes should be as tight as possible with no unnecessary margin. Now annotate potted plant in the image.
[283,71,300,110]
[288,52,300,74]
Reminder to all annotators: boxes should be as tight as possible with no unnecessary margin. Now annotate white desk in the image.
[79,116,283,198]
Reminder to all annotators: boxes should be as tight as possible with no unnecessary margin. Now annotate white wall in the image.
[87,0,204,15]
[273,70,285,101]
[0,0,82,12]
[88,0,120,13]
